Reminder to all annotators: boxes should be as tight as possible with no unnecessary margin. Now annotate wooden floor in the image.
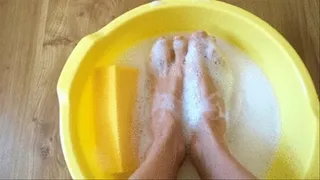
[0,0,318,178]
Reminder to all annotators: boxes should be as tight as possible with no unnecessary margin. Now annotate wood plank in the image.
[0,0,52,178]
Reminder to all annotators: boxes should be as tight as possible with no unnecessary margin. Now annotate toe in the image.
[173,36,187,64]
[186,32,206,64]
[150,37,173,77]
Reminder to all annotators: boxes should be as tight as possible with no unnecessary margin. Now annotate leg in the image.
[187,31,256,179]
[130,36,187,179]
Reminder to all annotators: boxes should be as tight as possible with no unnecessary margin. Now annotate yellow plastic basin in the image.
[57,0,319,179]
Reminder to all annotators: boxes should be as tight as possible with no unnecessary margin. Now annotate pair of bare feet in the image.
[130,31,255,179]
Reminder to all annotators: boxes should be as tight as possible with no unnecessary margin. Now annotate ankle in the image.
[147,134,185,174]
[191,117,229,159]
[201,113,227,144]
[190,119,230,179]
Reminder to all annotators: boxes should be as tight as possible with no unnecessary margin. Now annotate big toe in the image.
[193,30,207,38]
[190,31,208,44]
[150,37,173,77]
[186,31,208,61]
[188,31,220,64]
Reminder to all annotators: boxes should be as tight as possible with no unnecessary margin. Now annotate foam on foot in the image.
[182,31,225,142]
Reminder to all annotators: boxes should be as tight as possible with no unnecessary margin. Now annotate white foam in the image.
[152,93,176,115]
[182,36,228,143]
[116,34,280,179]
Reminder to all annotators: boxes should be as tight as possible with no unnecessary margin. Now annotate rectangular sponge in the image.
[94,65,139,177]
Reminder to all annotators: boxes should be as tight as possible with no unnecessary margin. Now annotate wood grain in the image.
[0,0,318,178]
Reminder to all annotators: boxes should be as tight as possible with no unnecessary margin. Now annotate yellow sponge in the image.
[93,65,139,176]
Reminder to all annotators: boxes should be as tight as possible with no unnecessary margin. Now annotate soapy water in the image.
[117,34,280,179]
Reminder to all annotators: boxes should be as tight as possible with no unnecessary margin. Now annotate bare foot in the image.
[149,36,186,138]
[147,36,187,177]
[185,31,227,178]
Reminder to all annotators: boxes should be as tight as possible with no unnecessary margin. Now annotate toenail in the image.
[174,36,183,40]
[158,37,166,42]
[196,31,207,37]
[207,36,217,43]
